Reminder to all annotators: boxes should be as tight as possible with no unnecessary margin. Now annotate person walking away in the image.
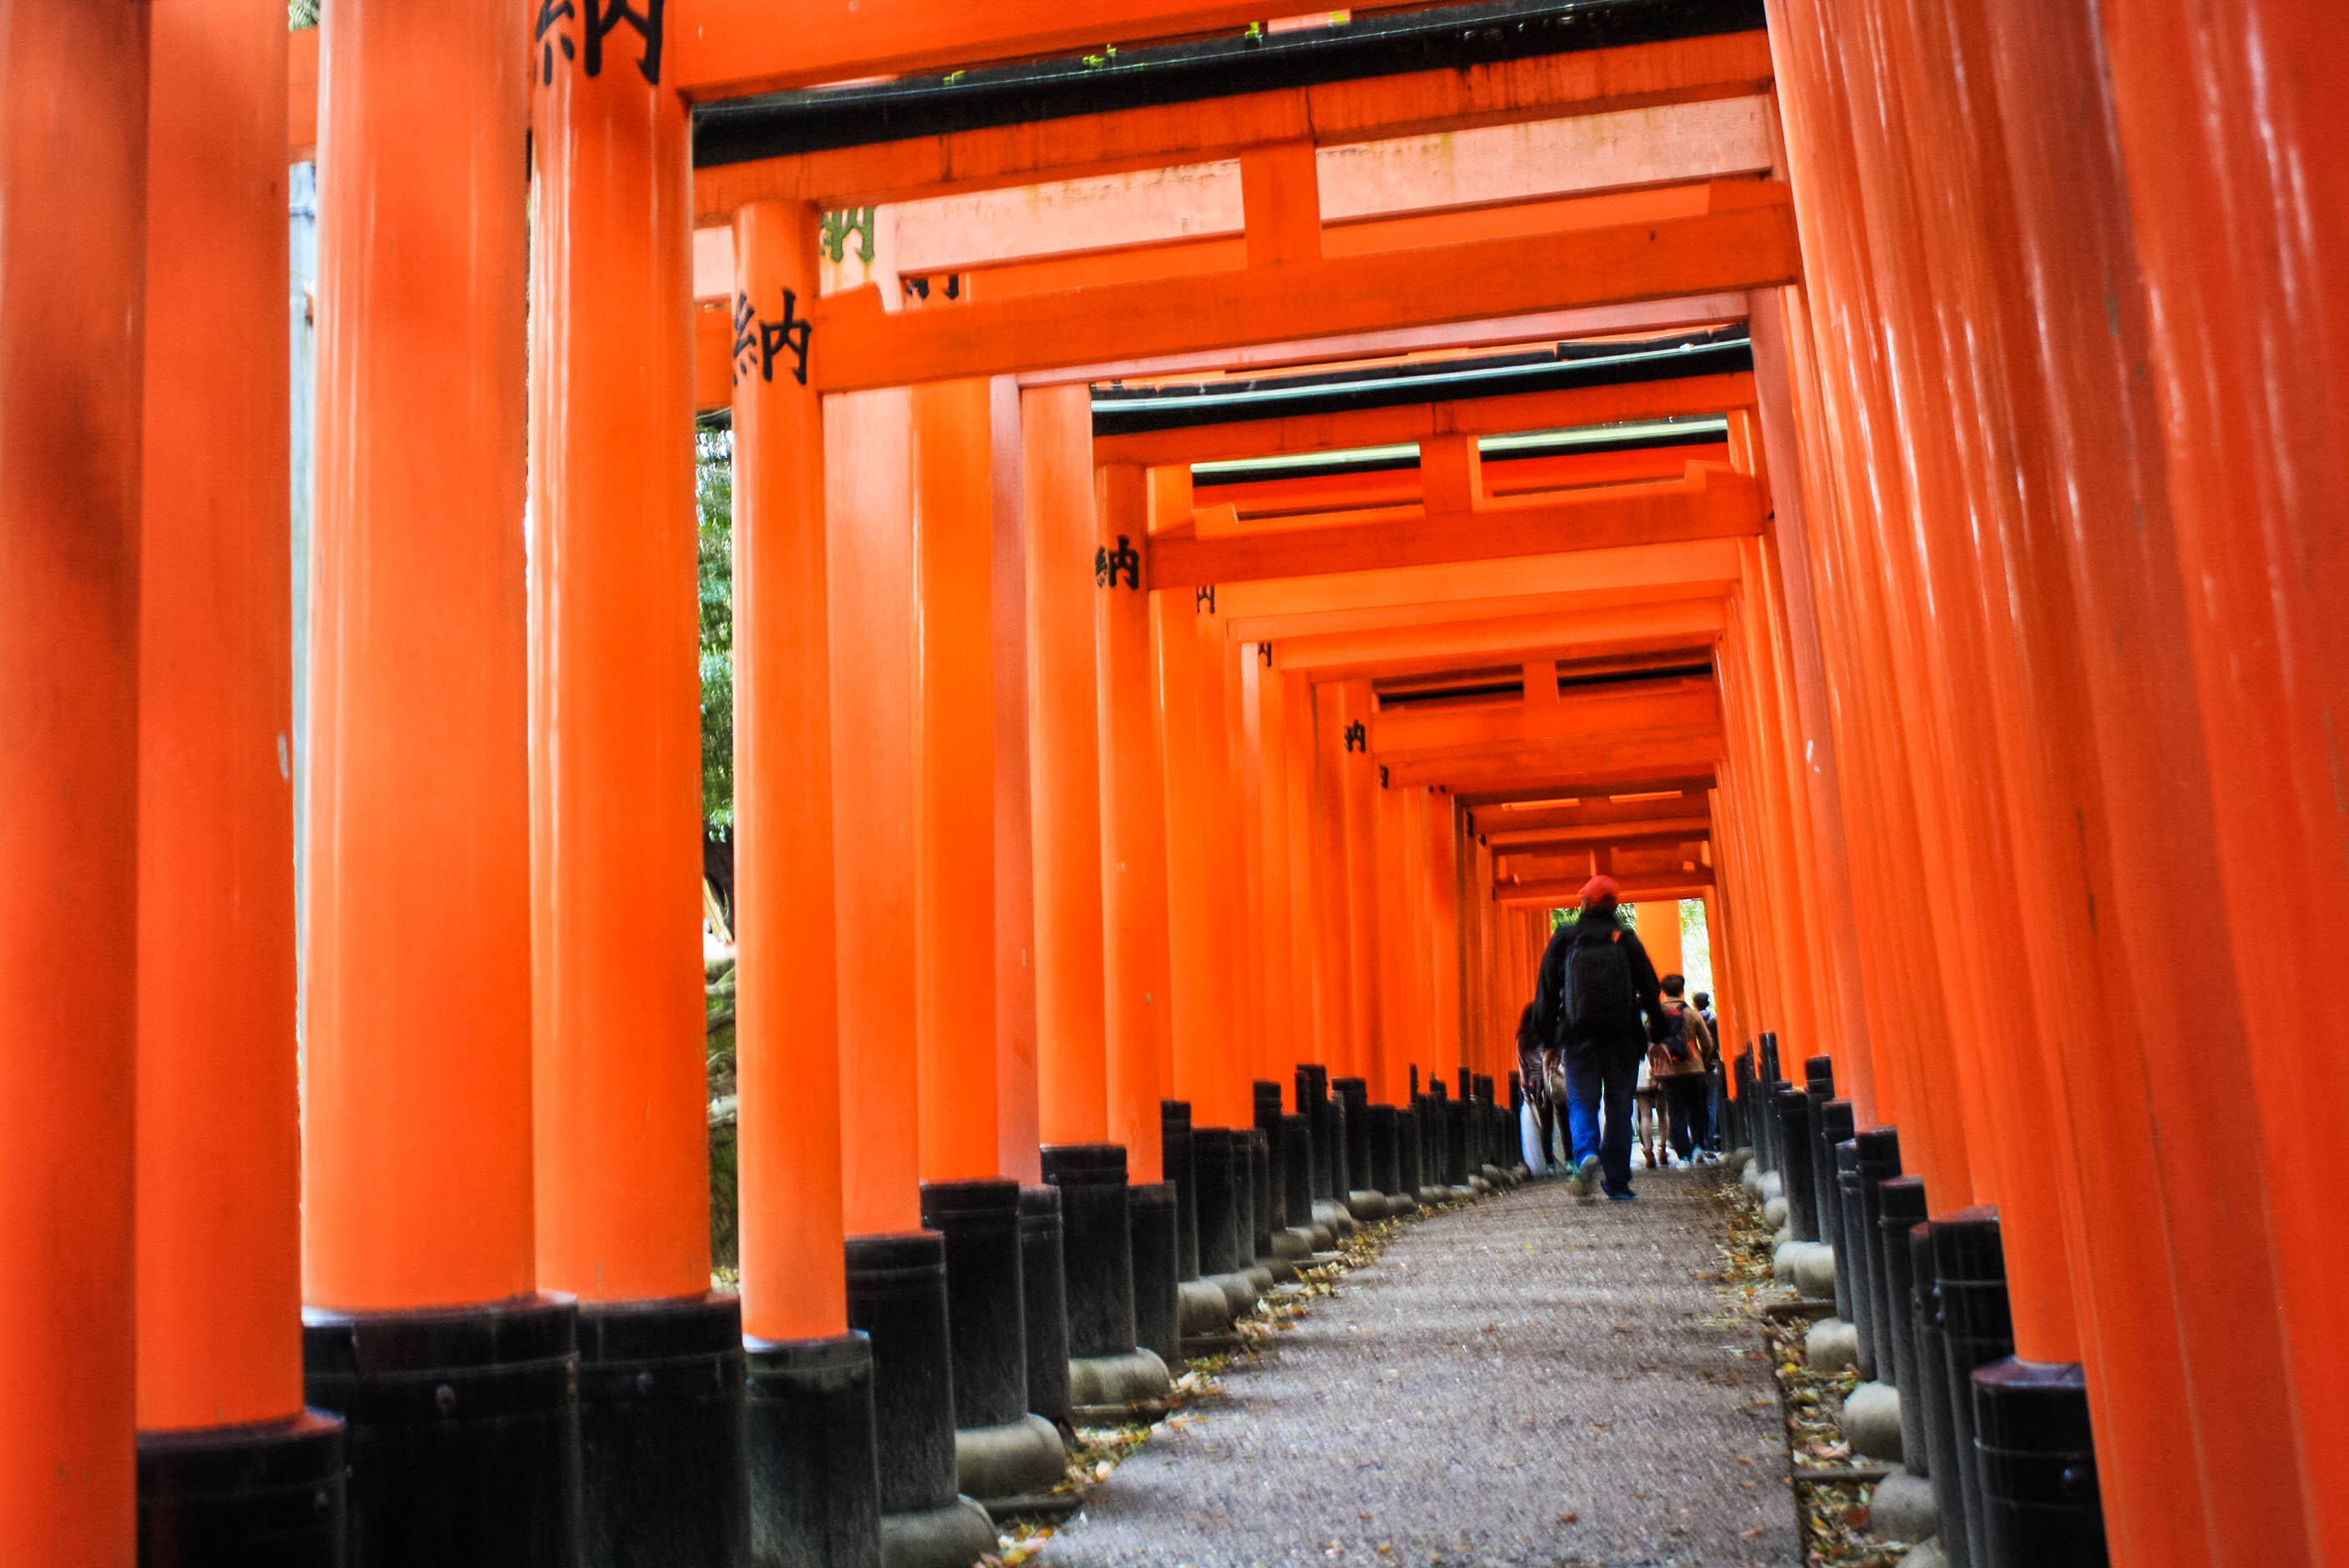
[1633,1046,1662,1168]
[1516,1003,1562,1175]
[1528,876,1668,1201]
[1692,990,1725,1153]
[1650,975,1713,1164]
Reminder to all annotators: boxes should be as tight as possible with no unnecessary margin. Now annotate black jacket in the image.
[1529,912,1667,1064]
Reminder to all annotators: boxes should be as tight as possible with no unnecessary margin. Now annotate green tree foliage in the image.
[697,428,736,832]
[289,0,319,28]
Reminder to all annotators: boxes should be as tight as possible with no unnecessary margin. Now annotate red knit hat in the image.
[1579,874,1620,906]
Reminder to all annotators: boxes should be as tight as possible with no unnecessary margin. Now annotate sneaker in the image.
[1571,1154,1600,1197]
[1607,1189,1639,1203]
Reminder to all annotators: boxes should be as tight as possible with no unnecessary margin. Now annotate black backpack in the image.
[1562,923,1639,1048]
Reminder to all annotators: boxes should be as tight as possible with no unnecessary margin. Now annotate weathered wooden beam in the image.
[687,29,1773,207]
[802,187,1798,390]
[1150,465,1759,590]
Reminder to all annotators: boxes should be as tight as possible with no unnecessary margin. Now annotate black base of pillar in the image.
[1396,1105,1423,1200]
[1016,1186,1072,1429]
[1191,1129,1246,1278]
[1129,1181,1180,1369]
[576,1293,750,1568]
[922,1180,1064,1510]
[1934,1208,2013,1568]
[1044,1143,1171,1424]
[844,1232,994,1568]
[303,1294,581,1568]
[744,1334,882,1568]
[1160,1103,1198,1282]
[1854,1127,1904,1379]
[1245,1130,1275,1262]
[1974,1359,2105,1568]
[1367,1103,1400,1198]
[1909,1226,1970,1568]
[1876,1177,1930,1463]
[138,1410,346,1568]
[1278,1113,1312,1240]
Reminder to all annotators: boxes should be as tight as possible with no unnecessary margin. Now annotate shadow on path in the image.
[1039,1169,1798,1567]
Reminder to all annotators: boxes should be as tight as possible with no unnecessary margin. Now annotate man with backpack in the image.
[1651,974,1715,1163]
[1527,876,1669,1200]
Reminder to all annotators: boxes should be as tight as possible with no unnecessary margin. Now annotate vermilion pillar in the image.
[732,200,883,1568]
[1309,681,1357,1074]
[1333,681,1381,1088]
[1225,636,1269,1087]
[830,382,923,1238]
[1636,902,1684,983]
[134,0,341,1555]
[1024,384,1114,1149]
[1426,792,1465,1083]
[2100,4,2349,1551]
[732,200,848,1342]
[530,28,747,1559]
[989,378,1044,1183]
[1372,780,1412,1104]
[1097,464,1169,1181]
[304,1,574,1557]
[1159,584,1244,1127]
[0,6,145,1562]
[912,378,1002,1181]
[1252,655,1300,1077]
[1282,673,1325,1068]
[527,0,706,1311]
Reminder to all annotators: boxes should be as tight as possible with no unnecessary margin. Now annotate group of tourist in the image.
[1517,875,1721,1201]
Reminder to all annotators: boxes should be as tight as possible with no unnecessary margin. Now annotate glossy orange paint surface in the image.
[2100,3,2349,1551]
[0,4,146,1555]
[1025,384,1114,1147]
[528,4,708,1304]
[1163,593,1249,1126]
[1333,681,1381,1092]
[732,203,849,1340]
[137,0,302,1431]
[304,0,537,1311]
[913,378,1002,1180]
[1097,465,1169,1182]
[990,378,1046,1184]
[830,384,923,1238]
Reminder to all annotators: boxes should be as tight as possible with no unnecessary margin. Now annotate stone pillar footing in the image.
[303,1293,582,1567]
[953,1414,1069,1508]
[878,1495,998,1568]
[576,1292,751,1568]
[1973,1358,2103,1568]
[745,1331,883,1568]
[137,1410,346,1567]
[1068,1349,1172,1425]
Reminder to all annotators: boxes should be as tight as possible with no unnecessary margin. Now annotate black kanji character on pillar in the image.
[537,0,666,87]
[729,294,760,384]
[1094,534,1141,590]
[1258,643,1273,666]
[1380,766,1390,788]
[535,0,577,84]
[759,289,812,386]
[731,289,813,388]
[586,0,665,84]
[1343,721,1367,753]
[1195,585,1217,614]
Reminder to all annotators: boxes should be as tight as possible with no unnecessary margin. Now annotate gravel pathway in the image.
[1038,1168,1798,1568]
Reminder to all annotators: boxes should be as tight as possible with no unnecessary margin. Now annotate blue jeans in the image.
[1563,1050,1640,1195]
